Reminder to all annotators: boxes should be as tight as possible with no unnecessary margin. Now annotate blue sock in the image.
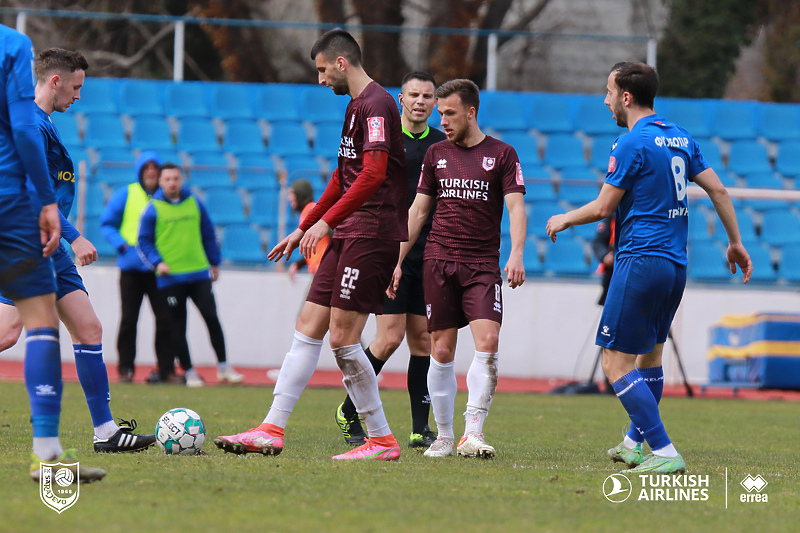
[613,369,671,451]
[24,328,62,438]
[626,366,664,443]
[74,343,114,427]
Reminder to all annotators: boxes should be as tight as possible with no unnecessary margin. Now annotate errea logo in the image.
[437,158,447,169]
[740,475,768,503]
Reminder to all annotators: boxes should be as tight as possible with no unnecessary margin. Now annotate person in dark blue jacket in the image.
[137,163,243,387]
[101,151,175,383]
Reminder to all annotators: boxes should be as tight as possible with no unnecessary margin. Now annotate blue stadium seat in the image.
[574,98,626,136]
[84,185,106,217]
[528,95,573,134]
[268,122,310,157]
[543,134,586,169]
[589,135,619,171]
[778,243,800,282]
[711,102,757,141]
[776,140,800,178]
[157,149,182,166]
[688,211,711,241]
[499,237,512,268]
[696,139,723,171]
[478,92,527,132]
[571,220,598,241]
[313,123,343,158]
[713,210,757,243]
[300,87,347,125]
[748,244,777,282]
[543,236,590,276]
[714,170,737,188]
[250,187,280,227]
[222,224,266,264]
[79,78,118,114]
[203,186,246,225]
[757,104,800,142]
[119,80,165,117]
[688,242,730,281]
[523,244,543,274]
[501,132,541,166]
[256,85,300,124]
[95,165,134,187]
[524,180,557,203]
[743,172,784,190]
[66,146,91,170]
[84,113,127,149]
[527,201,564,240]
[211,84,255,120]
[727,141,771,176]
[177,117,220,153]
[165,83,210,118]
[282,156,323,182]
[662,101,710,139]
[131,115,174,151]
[760,209,800,247]
[223,119,265,155]
[236,154,277,190]
[50,113,82,146]
[558,182,599,207]
[560,166,599,182]
[188,152,231,189]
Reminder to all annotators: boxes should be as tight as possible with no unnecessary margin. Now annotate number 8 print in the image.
[671,155,687,201]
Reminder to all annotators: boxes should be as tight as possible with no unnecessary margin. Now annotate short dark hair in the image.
[35,48,89,79]
[310,29,362,66]
[159,162,181,174]
[401,71,437,90]
[611,62,659,110]
[436,79,480,115]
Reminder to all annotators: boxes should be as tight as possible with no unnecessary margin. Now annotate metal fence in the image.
[2,7,656,90]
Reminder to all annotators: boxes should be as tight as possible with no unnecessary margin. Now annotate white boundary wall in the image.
[4,266,796,385]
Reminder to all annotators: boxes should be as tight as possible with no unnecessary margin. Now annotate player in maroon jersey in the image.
[214,29,408,461]
[390,79,527,458]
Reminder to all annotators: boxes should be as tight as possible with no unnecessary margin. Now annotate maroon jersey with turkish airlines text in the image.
[335,81,408,240]
[418,135,525,263]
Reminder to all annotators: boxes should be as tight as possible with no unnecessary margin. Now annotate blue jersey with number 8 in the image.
[604,114,708,266]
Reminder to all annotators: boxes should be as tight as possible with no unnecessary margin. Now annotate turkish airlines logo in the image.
[603,474,632,503]
[367,116,385,142]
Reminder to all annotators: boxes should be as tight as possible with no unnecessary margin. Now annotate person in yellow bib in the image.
[136,163,243,387]
[101,151,175,383]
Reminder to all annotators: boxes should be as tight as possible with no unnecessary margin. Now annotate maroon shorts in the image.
[423,259,503,332]
[306,237,400,314]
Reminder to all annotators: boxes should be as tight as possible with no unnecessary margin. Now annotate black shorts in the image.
[383,255,425,316]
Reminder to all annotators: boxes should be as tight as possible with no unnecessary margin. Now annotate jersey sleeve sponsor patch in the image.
[608,156,616,173]
[367,116,385,142]
[418,165,424,187]
[515,162,524,186]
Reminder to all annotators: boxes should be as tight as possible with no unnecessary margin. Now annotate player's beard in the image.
[328,71,349,96]
[612,99,627,128]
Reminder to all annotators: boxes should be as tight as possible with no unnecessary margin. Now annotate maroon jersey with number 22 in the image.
[418,135,525,263]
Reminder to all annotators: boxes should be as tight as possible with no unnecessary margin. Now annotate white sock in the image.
[623,435,640,449]
[94,420,119,440]
[653,443,679,458]
[464,351,498,435]
[186,368,199,378]
[263,330,323,428]
[334,344,391,438]
[218,362,228,371]
[33,437,63,461]
[428,358,457,441]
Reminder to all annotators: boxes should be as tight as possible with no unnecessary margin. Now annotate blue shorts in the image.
[596,255,686,355]
[0,246,85,306]
[0,191,57,302]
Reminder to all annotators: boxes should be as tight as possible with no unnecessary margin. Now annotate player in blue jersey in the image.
[0,48,155,459]
[546,62,752,474]
[0,26,105,482]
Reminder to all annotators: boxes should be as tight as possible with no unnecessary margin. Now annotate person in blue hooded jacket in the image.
[137,162,243,387]
[100,151,175,383]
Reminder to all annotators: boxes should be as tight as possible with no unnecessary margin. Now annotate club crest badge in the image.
[482,156,495,171]
[39,462,80,513]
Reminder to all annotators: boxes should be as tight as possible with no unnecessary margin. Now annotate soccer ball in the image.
[155,408,206,455]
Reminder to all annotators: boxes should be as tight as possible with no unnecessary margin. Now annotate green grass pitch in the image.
[0,381,795,532]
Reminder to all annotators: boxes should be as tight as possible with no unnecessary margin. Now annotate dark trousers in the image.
[117,270,173,376]
[162,279,227,372]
